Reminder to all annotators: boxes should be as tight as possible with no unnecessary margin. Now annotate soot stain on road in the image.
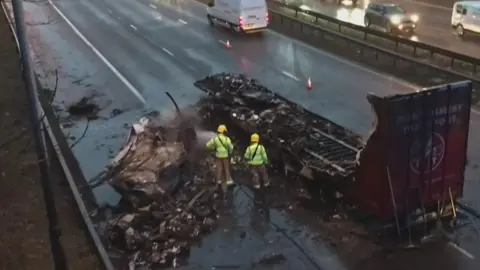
[67,96,100,119]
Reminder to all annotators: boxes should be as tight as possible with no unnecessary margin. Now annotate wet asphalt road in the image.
[17,0,480,268]
[283,0,480,57]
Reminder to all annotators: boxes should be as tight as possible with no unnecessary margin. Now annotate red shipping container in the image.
[352,81,472,219]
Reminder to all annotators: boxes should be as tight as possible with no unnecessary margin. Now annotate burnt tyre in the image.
[207,14,214,26]
[385,22,395,35]
[364,16,370,27]
[229,23,242,33]
[456,24,465,37]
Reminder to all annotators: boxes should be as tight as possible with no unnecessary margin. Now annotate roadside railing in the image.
[269,1,480,78]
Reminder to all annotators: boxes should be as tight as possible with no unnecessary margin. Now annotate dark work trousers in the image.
[215,157,232,184]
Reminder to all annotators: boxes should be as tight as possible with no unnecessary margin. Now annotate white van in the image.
[206,0,269,34]
[451,1,480,36]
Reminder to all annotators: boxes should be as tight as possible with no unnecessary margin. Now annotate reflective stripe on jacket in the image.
[206,134,233,158]
[244,143,268,165]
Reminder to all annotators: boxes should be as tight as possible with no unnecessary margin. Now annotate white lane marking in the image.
[162,48,174,56]
[448,242,475,259]
[155,15,162,21]
[173,1,480,117]
[178,19,187,24]
[281,70,300,81]
[167,0,418,88]
[218,40,227,45]
[130,24,137,30]
[107,8,112,13]
[47,0,147,104]
[149,4,157,9]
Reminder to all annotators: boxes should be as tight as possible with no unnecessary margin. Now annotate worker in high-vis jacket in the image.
[244,133,270,189]
[206,125,234,186]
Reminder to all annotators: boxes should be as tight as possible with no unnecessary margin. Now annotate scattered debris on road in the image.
[67,96,100,119]
[103,113,225,268]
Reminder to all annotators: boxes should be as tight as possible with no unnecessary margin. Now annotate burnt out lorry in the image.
[194,73,473,242]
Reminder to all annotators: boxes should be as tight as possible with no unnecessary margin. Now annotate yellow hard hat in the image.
[251,133,259,143]
[217,124,227,133]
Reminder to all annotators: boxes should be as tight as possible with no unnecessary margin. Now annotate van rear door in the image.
[240,0,268,30]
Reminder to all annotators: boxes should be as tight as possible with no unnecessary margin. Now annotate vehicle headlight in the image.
[410,14,419,22]
[390,15,401,24]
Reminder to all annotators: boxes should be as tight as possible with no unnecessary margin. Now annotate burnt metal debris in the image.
[103,113,224,268]
[195,73,364,192]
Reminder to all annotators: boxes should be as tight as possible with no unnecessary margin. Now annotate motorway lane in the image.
[281,0,480,57]
[54,0,480,266]
[95,0,415,136]
[22,0,480,267]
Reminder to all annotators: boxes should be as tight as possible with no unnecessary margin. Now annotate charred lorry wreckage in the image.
[194,73,472,240]
[101,73,473,268]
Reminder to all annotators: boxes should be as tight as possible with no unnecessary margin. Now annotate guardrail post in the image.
[295,10,298,17]
[474,65,477,75]
[413,46,417,57]
[450,58,455,68]
[364,31,367,41]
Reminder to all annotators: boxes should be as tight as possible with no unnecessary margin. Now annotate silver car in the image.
[364,3,419,36]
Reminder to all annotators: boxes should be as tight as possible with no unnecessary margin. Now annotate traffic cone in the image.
[225,40,231,49]
[307,77,312,90]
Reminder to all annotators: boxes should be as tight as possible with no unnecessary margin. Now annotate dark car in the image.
[364,3,419,35]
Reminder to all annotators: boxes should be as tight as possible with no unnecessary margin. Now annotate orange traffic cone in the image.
[225,40,231,49]
[307,77,312,90]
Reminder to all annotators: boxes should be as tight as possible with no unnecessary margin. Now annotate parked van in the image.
[451,1,480,36]
[206,0,269,34]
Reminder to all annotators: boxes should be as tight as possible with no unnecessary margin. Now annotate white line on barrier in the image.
[162,47,174,56]
[130,24,137,30]
[178,19,187,24]
[281,70,300,81]
[448,242,475,259]
[0,2,115,270]
[46,0,147,104]
[149,4,157,9]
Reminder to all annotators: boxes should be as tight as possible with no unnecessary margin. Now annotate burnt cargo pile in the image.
[102,115,222,268]
[195,73,364,188]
